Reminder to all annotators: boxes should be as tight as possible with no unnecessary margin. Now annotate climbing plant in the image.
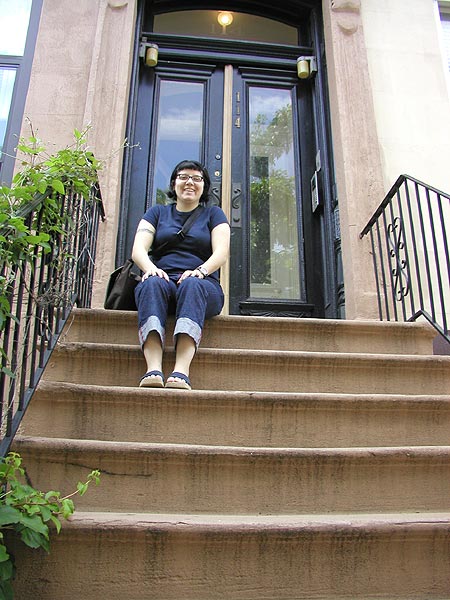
[0,123,101,334]
[0,452,100,599]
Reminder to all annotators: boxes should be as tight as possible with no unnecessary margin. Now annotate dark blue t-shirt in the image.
[142,203,229,280]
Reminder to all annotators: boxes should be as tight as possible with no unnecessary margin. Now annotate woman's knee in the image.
[177,277,223,317]
[176,276,208,302]
[178,276,205,291]
[136,276,171,304]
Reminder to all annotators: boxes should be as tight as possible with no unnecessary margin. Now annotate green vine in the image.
[0,452,100,599]
[0,125,105,597]
[0,123,101,334]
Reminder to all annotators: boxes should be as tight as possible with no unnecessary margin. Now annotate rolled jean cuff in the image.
[139,315,165,348]
[174,317,202,349]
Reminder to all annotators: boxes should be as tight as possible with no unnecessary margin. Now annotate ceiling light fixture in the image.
[217,11,233,27]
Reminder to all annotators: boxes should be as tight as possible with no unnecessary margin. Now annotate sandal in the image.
[139,370,164,388]
[165,371,191,390]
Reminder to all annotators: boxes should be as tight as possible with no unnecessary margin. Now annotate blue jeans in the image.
[135,274,224,349]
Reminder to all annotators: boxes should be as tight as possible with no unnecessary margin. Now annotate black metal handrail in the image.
[360,174,450,343]
[0,183,105,456]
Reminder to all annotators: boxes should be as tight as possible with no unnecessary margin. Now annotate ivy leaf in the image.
[0,506,21,526]
[20,528,49,551]
[37,180,48,194]
[61,498,75,519]
[23,234,45,245]
[38,505,52,522]
[44,490,60,502]
[77,481,88,496]
[49,515,62,534]
[9,484,33,501]
[50,179,65,195]
[16,144,40,155]
[0,581,14,600]
[0,544,10,563]
[26,505,41,516]
[19,514,49,536]
[0,566,14,592]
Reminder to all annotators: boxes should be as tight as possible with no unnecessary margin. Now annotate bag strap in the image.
[152,205,204,257]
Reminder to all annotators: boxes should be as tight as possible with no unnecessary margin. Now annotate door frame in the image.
[118,0,341,318]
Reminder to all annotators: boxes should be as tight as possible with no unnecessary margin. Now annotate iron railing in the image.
[0,184,105,456]
[360,174,450,343]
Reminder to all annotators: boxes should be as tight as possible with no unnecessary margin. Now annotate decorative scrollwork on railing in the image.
[387,216,410,301]
[360,174,450,344]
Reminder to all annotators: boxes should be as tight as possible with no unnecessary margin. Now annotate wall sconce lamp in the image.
[297,56,317,79]
[139,39,159,67]
[217,11,233,30]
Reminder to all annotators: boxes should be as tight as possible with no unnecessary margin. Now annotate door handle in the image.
[231,183,242,228]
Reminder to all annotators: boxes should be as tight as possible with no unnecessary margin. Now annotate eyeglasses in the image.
[176,173,204,183]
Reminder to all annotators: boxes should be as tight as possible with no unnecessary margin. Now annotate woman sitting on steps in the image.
[131,159,230,390]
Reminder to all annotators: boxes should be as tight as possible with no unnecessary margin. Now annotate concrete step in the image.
[25,381,450,448]
[13,436,450,515]
[62,308,436,355]
[13,310,450,599]
[43,342,450,395]
[10,511,450,599]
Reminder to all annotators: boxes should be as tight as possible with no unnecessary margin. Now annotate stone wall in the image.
[21,0,137,308]
[322,0,450,320]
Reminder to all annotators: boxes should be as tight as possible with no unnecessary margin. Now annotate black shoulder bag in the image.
[104,205,204,311]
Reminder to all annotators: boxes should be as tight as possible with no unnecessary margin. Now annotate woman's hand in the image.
[142,267,169,281]
[177,269,205,283]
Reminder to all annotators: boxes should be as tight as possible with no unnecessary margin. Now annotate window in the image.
[0,0,41,184]
[438,1,450,72]
[153,10,298,44]
[0,0,33,56]
[0,68,17,154]
[441,14,450,71]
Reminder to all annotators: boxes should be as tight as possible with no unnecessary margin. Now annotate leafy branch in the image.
[0,452,100,599]
[0,124,102,336]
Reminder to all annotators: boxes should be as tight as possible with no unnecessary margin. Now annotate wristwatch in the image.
[197,266,208,277]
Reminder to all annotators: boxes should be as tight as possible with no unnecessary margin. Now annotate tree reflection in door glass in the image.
[153,80,204,204]
[249,87,300,299]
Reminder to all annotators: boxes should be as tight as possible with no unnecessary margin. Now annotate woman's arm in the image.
[131,219,169,280]
[201,222,230,275]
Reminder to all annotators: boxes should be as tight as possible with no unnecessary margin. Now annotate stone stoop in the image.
[10,308,450,599]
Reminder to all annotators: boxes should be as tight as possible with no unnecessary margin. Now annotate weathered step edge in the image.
[49,342,450,366]
[13,435,450,463]
[11,511,450,600]
[62,510,450,537]
[34,380,450,407]
[25,381,450,448]
[63,308,437,355]
[43,343,450,394]
[13,436,450,513]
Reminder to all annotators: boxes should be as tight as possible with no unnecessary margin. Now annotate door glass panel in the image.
[248,86,300,300]
[153,79,204,204]
[153,11,297,45]
[0,67,16,153]
[0,0,32,56]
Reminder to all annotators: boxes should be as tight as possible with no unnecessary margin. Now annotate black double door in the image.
[120,36,336,317]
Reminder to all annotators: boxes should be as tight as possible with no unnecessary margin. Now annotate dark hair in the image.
[167,160,211,204]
